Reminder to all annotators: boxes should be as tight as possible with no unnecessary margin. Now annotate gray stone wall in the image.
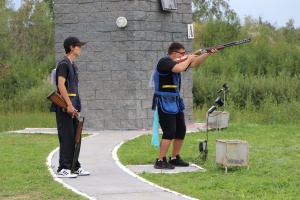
[54,0,193,130]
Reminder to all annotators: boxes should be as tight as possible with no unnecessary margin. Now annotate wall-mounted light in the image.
[116,17,127,28]
[161,0,178,11]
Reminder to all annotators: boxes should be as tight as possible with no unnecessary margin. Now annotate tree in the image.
[0,0,14,62]
[0,0,55,101]
[192,0,239,23]
[43,0,53,13]
[9,0,54,59]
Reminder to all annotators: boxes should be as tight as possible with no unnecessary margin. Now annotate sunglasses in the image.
[176,51,185,55]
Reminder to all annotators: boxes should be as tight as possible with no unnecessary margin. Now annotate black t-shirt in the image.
[156,57,178,93]
[157,57,177,74]
[56,62,69,90]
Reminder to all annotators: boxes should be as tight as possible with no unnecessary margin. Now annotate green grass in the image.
[118,123,300,200]
[0,112,56,132]
[0,133,87,200]
[2,112,300,199]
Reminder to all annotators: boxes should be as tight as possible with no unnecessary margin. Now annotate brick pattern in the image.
[54,0,193,130]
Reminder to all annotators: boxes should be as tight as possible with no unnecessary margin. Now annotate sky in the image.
[11,0,21,9]
[11,0,300,28]
[228,0,299,28]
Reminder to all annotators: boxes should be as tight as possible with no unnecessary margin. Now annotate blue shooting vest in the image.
[152,55,185,114]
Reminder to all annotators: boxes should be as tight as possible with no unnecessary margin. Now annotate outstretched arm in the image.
[189,49,218,68]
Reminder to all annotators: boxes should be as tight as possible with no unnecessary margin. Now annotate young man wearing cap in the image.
[50,36,90,178]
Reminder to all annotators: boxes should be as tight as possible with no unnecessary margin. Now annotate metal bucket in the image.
[207,111,230,129]
[216,140,250,173]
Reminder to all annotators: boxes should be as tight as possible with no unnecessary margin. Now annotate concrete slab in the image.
[12,127,58,134]
[126,164,206,174]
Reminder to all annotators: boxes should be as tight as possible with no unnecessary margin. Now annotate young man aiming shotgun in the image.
[152,42,218,169]
[151,38,250,169]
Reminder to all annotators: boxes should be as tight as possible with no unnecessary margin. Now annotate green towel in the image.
[151,107,160,148]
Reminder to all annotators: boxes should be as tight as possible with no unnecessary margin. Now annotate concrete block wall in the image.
[54,0,193,130]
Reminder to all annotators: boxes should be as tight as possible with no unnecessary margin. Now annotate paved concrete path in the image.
[15,124,207,200]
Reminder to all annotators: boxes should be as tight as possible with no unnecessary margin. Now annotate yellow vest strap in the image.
[68,93,76,97]
[162,85,178,88]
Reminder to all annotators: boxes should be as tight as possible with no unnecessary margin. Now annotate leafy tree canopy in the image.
[192,0,239,24]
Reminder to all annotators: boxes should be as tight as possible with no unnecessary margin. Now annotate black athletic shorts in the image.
[158,107,186,140]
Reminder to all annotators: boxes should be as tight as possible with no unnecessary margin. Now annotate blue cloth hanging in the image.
[151,107,160,148]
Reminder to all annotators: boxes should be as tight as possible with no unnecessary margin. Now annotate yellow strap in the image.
[68,93,76,97]
[162,85,178,88]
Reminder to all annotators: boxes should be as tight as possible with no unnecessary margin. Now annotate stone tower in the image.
[54,0,193,130]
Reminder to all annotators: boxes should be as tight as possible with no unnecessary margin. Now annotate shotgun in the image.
[194,38,251,54]
[47,91,83,122]
[175,38,251,63]
[71,116,84,173]
[47,91,84,173]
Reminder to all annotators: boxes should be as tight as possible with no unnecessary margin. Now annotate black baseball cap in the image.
[63,36,87,50]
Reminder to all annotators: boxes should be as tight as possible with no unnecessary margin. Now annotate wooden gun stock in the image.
[174,55,189,63]
[47,91,83,122]
[47,91,67,109]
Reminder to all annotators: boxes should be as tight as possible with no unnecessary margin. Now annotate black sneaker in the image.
[169,155,189,167]
[154,157,175,169]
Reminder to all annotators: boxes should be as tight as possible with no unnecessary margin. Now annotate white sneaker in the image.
[74,168,90,176]
[57,169,77,178]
